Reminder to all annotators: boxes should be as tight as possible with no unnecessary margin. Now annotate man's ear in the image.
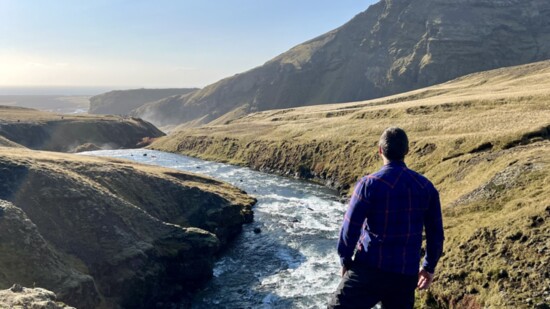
[378,146,383,155]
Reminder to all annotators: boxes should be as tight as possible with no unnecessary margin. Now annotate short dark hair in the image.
[379,127,409,161]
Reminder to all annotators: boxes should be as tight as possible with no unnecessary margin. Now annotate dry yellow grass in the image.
[152,60,550,308]
[182,60,550,144]
[0,147,253,208]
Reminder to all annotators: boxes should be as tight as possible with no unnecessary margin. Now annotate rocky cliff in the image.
[0,284,74,309]
[133,0,550,128]
[89,88,199,115]
[0,148,255,308]
[0,106,164,152]
[151,60,550,307]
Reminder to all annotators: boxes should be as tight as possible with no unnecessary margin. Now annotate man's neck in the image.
[380,153,405,166]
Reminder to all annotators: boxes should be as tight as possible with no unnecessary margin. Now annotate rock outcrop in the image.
[0,148,255,308]
[0,284,74,309]
[89,88,199,115]
[0,200,98,308]
[133,0,550,127]
[0,106,165,152]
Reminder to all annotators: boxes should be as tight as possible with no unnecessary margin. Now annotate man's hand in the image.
[341,266,348,277]
[417,269,434,290]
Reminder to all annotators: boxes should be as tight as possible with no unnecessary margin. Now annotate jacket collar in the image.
[383,161,407,168]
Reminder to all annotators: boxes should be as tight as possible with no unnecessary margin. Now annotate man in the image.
[328,127,444,309]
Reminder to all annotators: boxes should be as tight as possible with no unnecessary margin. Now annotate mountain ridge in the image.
[89,88,199,115]
[133,0,550,128]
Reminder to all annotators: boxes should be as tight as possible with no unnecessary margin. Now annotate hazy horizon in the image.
[1,0,377,94]
[0,86,117,96]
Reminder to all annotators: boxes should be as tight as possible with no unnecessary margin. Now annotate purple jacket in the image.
[337,161,444,275]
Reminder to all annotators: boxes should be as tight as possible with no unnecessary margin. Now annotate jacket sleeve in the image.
[337,178,371,268]
[422,186,444,273]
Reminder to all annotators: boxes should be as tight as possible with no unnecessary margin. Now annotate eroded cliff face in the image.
[133,0,550,127]
[0,106,165,152]
[0,148,255,308]
[0,200,98,308]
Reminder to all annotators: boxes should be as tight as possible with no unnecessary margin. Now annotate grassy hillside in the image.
[0,106,164,152]
[151,60,550,308]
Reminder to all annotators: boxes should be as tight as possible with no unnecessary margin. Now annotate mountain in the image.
[0,106,164,152]
[133,0,550,128]
[150,60,550,307]
[89,88,199,115]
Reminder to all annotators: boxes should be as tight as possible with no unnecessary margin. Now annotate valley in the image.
[151,61,550,308]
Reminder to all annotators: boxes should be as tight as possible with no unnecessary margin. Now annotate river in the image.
[82,149,375,309]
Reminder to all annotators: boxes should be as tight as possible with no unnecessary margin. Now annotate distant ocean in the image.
[0,86,115,96]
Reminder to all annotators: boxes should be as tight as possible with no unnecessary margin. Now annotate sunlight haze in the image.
[1,0,376,90]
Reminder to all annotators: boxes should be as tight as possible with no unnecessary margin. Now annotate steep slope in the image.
[134,0,550,127]
[151,60,550,307]
[132,91,208,130]
[0,148,255,308]
[89,88,199,115]
[0,135,24,148]
[0,106,164,152]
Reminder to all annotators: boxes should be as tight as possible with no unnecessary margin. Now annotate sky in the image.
[0,0,377,93]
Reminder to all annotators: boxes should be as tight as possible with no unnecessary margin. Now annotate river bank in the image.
[86,149,350,308]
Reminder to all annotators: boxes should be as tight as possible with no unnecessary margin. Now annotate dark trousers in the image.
[328,265,418,309]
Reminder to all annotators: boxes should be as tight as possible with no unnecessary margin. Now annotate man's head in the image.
[378,127,409,162]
